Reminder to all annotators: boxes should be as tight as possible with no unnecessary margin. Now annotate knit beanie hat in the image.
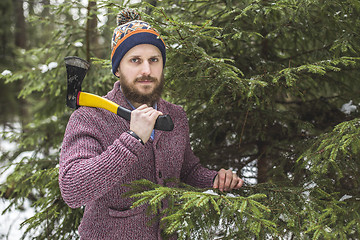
[111,9,166,76]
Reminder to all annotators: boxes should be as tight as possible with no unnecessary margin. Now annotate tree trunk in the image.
[40,0,50,17]
[14,0,26,49]
[86,0,98,61]
[13,0,29,129]
[257,142,269,183]
[145,0,157,15]
[0,0,13,62]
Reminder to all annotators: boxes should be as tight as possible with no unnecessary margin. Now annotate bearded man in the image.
[59,9,243,240]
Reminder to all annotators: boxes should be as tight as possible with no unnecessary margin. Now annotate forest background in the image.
[0,0,360,239]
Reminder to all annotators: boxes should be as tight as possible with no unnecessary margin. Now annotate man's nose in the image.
[140,61,151,76]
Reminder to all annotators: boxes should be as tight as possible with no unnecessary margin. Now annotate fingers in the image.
[229,173,239,189]
[141,106,163,123]
[234,176,244,189]
[130,105,163,144]
[213,168,244,192]
[223,170,233,192]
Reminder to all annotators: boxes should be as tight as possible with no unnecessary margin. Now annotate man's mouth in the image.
[136,76,156,83]
[136,80,153,85]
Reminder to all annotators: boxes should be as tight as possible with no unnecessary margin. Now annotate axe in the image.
[64,56,174,131]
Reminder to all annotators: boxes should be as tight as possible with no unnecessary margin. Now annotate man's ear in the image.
[115,71,120,78]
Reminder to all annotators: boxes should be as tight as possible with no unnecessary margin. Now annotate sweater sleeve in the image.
[177,108,218,188]
[59,109,142,208]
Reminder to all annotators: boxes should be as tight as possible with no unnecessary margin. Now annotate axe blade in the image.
[64,56,90,109]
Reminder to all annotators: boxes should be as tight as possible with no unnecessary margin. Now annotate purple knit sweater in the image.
[59,81,217,239]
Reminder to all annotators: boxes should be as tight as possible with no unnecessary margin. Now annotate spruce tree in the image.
[0,0,359,239]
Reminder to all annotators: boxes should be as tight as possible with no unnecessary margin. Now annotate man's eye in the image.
[150,58,158,62]
[131,58,139,63]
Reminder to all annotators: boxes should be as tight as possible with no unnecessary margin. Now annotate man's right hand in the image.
[129,104,162,144]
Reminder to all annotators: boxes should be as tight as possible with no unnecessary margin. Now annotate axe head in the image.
[64,56,90,109]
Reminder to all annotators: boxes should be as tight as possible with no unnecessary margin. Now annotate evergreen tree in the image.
[0,0,22,126]
[0,0,359,239]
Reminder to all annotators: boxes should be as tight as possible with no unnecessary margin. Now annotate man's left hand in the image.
[213,168,244,192]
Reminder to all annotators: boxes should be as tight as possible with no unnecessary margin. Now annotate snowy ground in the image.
[0,198,34,240]
[0,124,35,240]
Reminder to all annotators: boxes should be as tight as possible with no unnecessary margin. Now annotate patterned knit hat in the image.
[111,9,166,76]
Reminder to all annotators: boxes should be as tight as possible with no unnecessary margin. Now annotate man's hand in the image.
[213,168,244,192]
[130,104,162,144]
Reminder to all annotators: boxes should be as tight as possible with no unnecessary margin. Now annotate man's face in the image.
[115,44,164,106]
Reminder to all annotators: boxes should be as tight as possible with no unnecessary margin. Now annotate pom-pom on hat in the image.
[111,8,166,76]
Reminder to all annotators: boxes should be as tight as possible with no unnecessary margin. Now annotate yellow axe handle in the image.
[76,91,174,131]
[78,92,118,115]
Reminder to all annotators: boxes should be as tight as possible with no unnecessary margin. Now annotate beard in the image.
[119,72,165,106]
